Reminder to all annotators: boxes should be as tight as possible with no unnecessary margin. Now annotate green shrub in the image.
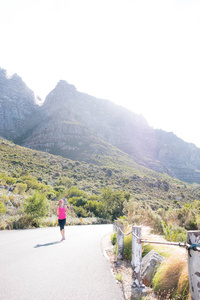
[5,176,16,184]
[73,206,88,217]
[22,176,41,190]
[72,197,87,207]
[0,220,6,230]
[54,185,65,193]
[123,234,132,261]
[163,222,187,242]
[145,208,165,235]
[84,200,105,218]
[13,188,19,194]
[24,193,49,226]
[1,195,9,204]
[0,201,7,215]
[67,186,86,198]
[101,188,126,220]
[88,195,100,201]
[111,232,117,245]
[47,192,56,200]
[16,182,27,194]
[17,215,34,229]
[115,273,123,282]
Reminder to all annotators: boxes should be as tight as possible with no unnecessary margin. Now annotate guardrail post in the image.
[132,226,143,288]
[187,230,200,299]
[116,224,124,260]
[113,222,117,232]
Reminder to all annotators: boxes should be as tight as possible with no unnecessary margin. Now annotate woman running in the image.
[56,199,68,241]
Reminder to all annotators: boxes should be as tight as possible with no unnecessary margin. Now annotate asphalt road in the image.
[0,224,124,300]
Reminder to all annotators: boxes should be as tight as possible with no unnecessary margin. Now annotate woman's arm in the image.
[56,206,59,216]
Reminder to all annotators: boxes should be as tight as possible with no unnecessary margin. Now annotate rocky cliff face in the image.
[0,68,40,141]
[22,80,156,163]
[1,69,200,184]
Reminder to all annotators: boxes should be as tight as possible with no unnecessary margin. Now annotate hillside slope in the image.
[1,138,199,209]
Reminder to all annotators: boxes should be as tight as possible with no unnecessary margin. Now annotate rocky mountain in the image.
[1,68,200,184]
[0,68,40,141]
[22,80,153,163]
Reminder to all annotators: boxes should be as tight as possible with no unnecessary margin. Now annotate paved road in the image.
[0,224,124,300]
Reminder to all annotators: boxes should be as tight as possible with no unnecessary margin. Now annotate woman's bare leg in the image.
[60,229,65,239]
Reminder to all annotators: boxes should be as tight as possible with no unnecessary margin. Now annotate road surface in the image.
[0,224,124,300]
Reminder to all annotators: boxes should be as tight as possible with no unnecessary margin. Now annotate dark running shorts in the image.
[58,219,66,230]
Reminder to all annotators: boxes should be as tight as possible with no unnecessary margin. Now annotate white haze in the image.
[0,0,200,146]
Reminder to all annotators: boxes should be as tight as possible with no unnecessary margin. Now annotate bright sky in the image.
[0,0,200,147]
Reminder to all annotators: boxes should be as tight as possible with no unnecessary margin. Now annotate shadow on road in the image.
[34,241,61,248]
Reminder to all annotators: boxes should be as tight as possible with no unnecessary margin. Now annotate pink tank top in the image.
[58,206,66,220]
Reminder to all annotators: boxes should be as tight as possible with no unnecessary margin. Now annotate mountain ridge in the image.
[1,67,200,184]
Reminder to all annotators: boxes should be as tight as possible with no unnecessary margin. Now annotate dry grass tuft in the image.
[176,264,190,299]
[152,254,189,299]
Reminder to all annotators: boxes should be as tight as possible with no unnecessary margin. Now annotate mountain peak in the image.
[55,80,77,93]
[0,67,40,141]
[42,80,78,113]
[0,67,25,86]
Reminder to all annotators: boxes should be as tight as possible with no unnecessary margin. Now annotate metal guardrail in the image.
[113,223,200,299]
[115,223,200,252]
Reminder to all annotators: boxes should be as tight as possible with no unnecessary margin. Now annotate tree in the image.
[69,196,87,207]
[85,200,106,218]
[24,193,49,226]
[101,188,126,220]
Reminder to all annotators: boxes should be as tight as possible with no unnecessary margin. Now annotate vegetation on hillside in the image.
[1,138,200,232]
[122,198,200,242]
